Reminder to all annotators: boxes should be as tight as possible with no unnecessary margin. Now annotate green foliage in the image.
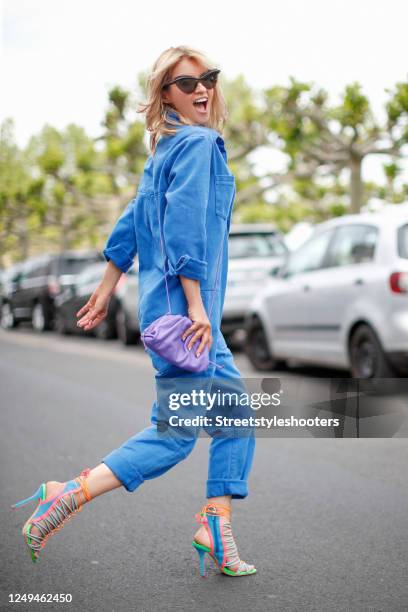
[1,70,407,266]
[334,82,371,129]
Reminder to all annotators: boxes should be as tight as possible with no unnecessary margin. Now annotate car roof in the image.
[314,205,408,232]
[229,223,278,234]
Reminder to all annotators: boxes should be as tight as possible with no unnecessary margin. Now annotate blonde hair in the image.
[137,46,228,155]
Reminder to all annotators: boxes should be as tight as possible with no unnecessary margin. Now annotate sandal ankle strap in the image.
[200,503,231,519]
[76,468,92,503]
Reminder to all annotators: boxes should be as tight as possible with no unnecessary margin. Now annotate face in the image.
[161,57,214,126]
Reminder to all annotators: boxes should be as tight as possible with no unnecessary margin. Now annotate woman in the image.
[11,46,256,578]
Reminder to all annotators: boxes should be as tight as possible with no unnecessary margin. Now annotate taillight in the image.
[389,272,408,293]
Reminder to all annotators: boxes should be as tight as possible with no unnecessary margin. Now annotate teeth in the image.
[194,98,207,104]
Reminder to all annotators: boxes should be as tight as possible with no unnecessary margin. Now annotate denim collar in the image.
[165,108,182,124]
[164,108,227,161]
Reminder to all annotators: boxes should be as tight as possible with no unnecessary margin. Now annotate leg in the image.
[14,365,200,562]
[206,332,256,500]
[194,332,256,575]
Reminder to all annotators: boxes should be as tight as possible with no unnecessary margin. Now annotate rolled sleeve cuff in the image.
[103,246,133,274]
[167,254,207,281]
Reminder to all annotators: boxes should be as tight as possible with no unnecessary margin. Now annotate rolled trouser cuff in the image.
[206,478,248,500]
[101,453,145,493]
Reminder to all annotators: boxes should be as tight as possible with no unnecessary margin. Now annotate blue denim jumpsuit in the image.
[101,110,255,499]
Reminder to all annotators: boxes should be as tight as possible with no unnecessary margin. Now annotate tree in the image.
[263,77,408,213]
[0,119,38,262]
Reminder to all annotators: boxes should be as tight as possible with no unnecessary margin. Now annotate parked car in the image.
[0,262,24,329]
[1,251,103,332]
[114,263,140,345]
[55,261,140,343]
[221,224,288,339]
[244,207,408,377]
[283,221,314,251]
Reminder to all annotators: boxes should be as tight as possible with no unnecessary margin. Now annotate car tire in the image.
[244,317,287,371]
[1,303,18,329]
[349,324,398,379]
[32,303,51,332]
[116,307,139,345]
[95,317,117,341]
[55,311,71,335]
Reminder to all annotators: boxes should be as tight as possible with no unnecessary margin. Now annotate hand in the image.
[76,285,112,331]
[182,305,213,357]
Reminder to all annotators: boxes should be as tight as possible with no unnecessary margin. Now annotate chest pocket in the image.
[215,175,236,220]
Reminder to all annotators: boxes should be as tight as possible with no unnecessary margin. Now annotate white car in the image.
[244,207,408,377]
[221,224,288,339]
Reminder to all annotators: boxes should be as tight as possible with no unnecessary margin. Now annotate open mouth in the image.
[193,97,208,112]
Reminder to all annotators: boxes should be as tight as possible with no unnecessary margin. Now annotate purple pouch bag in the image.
[140,197,226,373]
[141,314,210,372]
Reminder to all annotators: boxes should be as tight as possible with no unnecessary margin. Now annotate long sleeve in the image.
[163,135,213,282]
[103,197,138,274]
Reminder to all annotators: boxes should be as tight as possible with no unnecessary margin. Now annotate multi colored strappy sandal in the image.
[192,503,257,577]
[11,468,92,563]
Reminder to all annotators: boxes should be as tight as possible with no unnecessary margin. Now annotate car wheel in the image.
[116,307,138,345]
[244,317,286,371]
[32,303,50,332]
[55,311,71,335]
[349,324,397,378]
[95,317,117,340]
[1,303,18,329]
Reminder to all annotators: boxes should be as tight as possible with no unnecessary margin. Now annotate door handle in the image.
[354,278,364,286]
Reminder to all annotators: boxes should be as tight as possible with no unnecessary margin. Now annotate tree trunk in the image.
[350,155,363,214]
[17,212,30,259]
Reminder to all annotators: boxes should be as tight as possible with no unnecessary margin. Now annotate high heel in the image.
[193,543,208,577]
[11,468,92,563]
[11,484,45,509]
[192,503,257,577]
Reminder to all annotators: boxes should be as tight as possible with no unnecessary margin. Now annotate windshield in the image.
[229,233,287,259]
[398,224,408,259]
[57,255,102,275]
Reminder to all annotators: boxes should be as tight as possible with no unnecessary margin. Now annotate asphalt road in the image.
[1,327,408,612]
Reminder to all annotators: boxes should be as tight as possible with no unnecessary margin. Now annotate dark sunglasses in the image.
[162,69,220,94]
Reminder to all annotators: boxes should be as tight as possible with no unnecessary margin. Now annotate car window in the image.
[228,233,287,259]
[3,264,22,282]
[325,224,378,267]
[74,270,94,287]
[398,223,408,259]
[57,255,102,275]
[281,229,334,277]
[74,264,105,287]
[20,260,38,280]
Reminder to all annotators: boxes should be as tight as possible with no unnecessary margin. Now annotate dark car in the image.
[0,262,24,329]
[54,261,135,340]
[114,262,140,345]
[1,251,103,332]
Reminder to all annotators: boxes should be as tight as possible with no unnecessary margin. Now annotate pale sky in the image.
[1,0,407,185]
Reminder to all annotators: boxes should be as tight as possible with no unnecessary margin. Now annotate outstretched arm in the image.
[76,196,138,330]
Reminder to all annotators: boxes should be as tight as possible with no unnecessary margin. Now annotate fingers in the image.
[181,322,212,356]
[181,322,199,343]
[82,315,103,331]
[76,302,91,318]
[196,332,212,357]
[77,309,105,330]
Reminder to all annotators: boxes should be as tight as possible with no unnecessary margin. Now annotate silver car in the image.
[221,224,288,340]
[244,206,408,377]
